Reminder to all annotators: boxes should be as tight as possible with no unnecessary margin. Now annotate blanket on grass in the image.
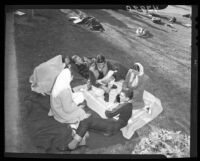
[25,90,133,153]
[73,83,163,139]
[27,56,131,152]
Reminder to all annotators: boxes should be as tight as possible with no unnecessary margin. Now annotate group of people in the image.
[63,54,121,102]
[68,11,105,32]
[49,54,149,151]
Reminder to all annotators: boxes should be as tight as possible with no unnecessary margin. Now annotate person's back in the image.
[48,68,87,124]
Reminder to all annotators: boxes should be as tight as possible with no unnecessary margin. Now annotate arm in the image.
[60,88,79,113]
[105,103,125,118]
[77,100,87,109]
[88,70,102,87]
[98,61,118,83]
[97,70,116,84]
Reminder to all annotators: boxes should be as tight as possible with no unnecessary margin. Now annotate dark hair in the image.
[71,55,78,63]
[96,55,105,63]
[122,89,134,100]
[124,90,134,100]
[132,64,140,72]
[115,90,134,103]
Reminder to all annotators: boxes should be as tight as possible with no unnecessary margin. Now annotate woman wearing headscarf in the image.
[122,62,149,109]
[48,68,89,124]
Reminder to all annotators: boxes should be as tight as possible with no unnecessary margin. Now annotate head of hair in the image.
[96,55,106,63]
[115,89,134,103]
[65,56,72,62]
[121,89,134,100]
[132,64,140,73]
[71,55,78,62]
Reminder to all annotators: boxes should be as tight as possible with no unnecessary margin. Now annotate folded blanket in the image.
[29,55,65,95]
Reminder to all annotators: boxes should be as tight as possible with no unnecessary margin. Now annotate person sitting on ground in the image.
[48,67,90,124]
[88,55,119,102]
[59,89,134,151]
[71,55,90,79]
[122,62,149,110]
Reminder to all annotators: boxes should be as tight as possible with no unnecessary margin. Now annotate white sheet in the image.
[73,82,163,139]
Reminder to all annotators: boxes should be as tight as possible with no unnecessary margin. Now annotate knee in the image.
[79,116,92,127]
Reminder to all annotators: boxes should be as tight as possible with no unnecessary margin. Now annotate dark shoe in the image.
[56,145,88,152]
[56,145,73,152]
[111,84,117,89]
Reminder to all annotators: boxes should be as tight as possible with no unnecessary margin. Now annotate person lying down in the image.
[57,89,134,151]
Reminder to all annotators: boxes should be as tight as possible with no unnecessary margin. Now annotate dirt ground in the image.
[6,5,192,153]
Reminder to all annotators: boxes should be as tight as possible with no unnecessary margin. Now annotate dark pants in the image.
[76,116,126,138]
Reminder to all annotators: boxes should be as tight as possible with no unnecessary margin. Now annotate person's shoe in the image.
[56,145,74,152]
[56,145,88,152]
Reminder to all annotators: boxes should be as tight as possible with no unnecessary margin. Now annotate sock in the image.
[79,132,89,145]
[68,134,82,150]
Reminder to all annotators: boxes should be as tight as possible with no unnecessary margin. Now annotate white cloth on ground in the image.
[74,81,163,139]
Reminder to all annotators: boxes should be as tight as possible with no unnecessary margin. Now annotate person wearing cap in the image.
[58,90,133,151]
[122,63,149,109]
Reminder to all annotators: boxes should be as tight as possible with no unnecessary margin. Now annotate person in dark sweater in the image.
[59,89,134,151]
[71,55,90,79]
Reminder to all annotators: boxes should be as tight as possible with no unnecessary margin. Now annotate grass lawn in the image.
[12,6,191,155]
